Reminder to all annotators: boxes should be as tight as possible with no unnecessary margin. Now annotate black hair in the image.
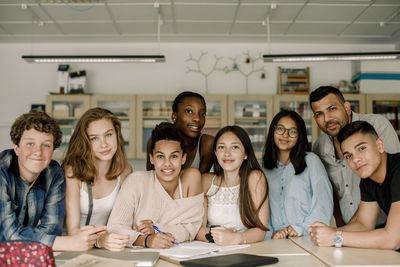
[172,91,206,112]
[150,122,186,154]
[213,125,268,231]
[262,110,309,175]
[309,86,345,108]
[337,120,378,144]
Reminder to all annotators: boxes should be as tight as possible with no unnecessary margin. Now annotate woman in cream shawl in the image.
[107,123,203,248]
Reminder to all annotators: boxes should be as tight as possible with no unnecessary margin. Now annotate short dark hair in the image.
[150,122,185,154]
[172,91,206,112]
[262,110,309,175]
[337,120,378,144]
[10,109,62,149]
[309,86,345,108]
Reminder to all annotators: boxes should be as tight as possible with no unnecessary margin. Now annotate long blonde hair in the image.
[63,107,129,183]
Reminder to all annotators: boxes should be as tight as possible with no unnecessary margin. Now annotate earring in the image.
[173,118,176,122]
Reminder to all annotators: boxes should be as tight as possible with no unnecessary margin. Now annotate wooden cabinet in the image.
[90,95,136,159]
[344,93,366,114]
[273,94,318,145]
[46,94,91,159]
[136,95,175,159]
[367,94,400,136]
[203,95,228,137]
[228,95,273,159]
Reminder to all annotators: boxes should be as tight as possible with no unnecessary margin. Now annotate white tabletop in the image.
[290,236,400,267]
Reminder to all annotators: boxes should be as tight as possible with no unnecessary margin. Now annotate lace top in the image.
[206,176,247,232]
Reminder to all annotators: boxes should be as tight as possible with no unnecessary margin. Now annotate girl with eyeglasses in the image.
[262,110,333,239]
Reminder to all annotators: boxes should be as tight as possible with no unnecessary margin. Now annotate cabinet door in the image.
[203,95,228,137]
[273,95,318,146]
[90,95,136,159]
[344,94,366,114]
[46,94,91,160]
[136,95,175,159]
[228,95,273,159]
[367,94,400,137]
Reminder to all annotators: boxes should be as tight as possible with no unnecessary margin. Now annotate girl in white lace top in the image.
[196,126,269,245]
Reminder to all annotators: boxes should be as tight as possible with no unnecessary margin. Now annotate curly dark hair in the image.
[10,109,62,149]
[150,122,185,154]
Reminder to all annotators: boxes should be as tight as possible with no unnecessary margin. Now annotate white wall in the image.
[0,41,396,168]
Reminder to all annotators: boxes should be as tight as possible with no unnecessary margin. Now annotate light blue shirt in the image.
[264,152,333,238]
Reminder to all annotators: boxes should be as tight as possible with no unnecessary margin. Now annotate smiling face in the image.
[215,131,247,173]
[311,93,351,137]
[341,132,385,179]
[273,116,298,153]
[150,139,186,183]
[14,128,54,183]
[87,118,118,163]
[172,96,206,139]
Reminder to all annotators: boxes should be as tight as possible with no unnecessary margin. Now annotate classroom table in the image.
[290,236,400,267]
[155,238,325,267]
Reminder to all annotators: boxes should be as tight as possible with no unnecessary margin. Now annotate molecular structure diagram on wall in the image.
[185,50,266,94]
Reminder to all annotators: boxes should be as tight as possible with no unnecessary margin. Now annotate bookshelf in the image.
[366,94,400,136]
[279,67,310,94]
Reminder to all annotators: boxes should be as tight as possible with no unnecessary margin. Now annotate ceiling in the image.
[1,0,400,44]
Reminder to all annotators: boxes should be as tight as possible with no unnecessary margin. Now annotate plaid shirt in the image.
[0,149,65,246]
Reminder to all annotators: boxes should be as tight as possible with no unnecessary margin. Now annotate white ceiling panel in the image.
[1,22,60,35]
[342,22,400,36]
[287,22,348,35]
[358,6,400,21]
[174,5,236,21]
[59,22,118,35]
[108,5,158,20]
[236,5,268,21]
[297,5,367,21]
[41,4,110,21]
[118,22,163,34]
[177,22,231,34]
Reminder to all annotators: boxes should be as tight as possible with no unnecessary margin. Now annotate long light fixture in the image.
[22,55,166,63]
[263,51,400,63]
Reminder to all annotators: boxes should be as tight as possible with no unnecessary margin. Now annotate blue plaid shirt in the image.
[0,149,65,246]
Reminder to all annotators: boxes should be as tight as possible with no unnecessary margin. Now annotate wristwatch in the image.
[333,230,343,248]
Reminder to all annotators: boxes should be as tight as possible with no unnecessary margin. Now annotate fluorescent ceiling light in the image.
[263,51,400,63]
[22,55,166,63]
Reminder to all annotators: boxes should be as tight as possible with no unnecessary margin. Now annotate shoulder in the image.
[181,168,202,196]
[248,170,267,189]
[200,134,214,150]
[0,149,13,174]
[120,164,133,184]
[357,113,391,128]
[313,134,331,153]
[125,171,152,184]
[305,152,323,164]
[201,173,215,193]
[47,160,64,180]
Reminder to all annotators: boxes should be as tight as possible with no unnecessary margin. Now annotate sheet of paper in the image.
[131,241,250,259]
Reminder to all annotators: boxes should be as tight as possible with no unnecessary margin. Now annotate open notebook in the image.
[55,250,159,266]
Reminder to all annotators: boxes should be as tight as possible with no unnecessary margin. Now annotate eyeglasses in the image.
[274,125,298,138]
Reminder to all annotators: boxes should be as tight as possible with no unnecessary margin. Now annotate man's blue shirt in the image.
[0,149,65,246]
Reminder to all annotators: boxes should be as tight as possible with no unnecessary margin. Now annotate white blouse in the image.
[206,176,247,232]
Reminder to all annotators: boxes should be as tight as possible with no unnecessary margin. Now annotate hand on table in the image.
[308,222,336,247]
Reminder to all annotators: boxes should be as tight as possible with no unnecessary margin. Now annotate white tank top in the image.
[79,176,121,227]
[206,176,247,232]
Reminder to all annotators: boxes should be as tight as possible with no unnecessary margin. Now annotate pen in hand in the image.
[153,225,179,245]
